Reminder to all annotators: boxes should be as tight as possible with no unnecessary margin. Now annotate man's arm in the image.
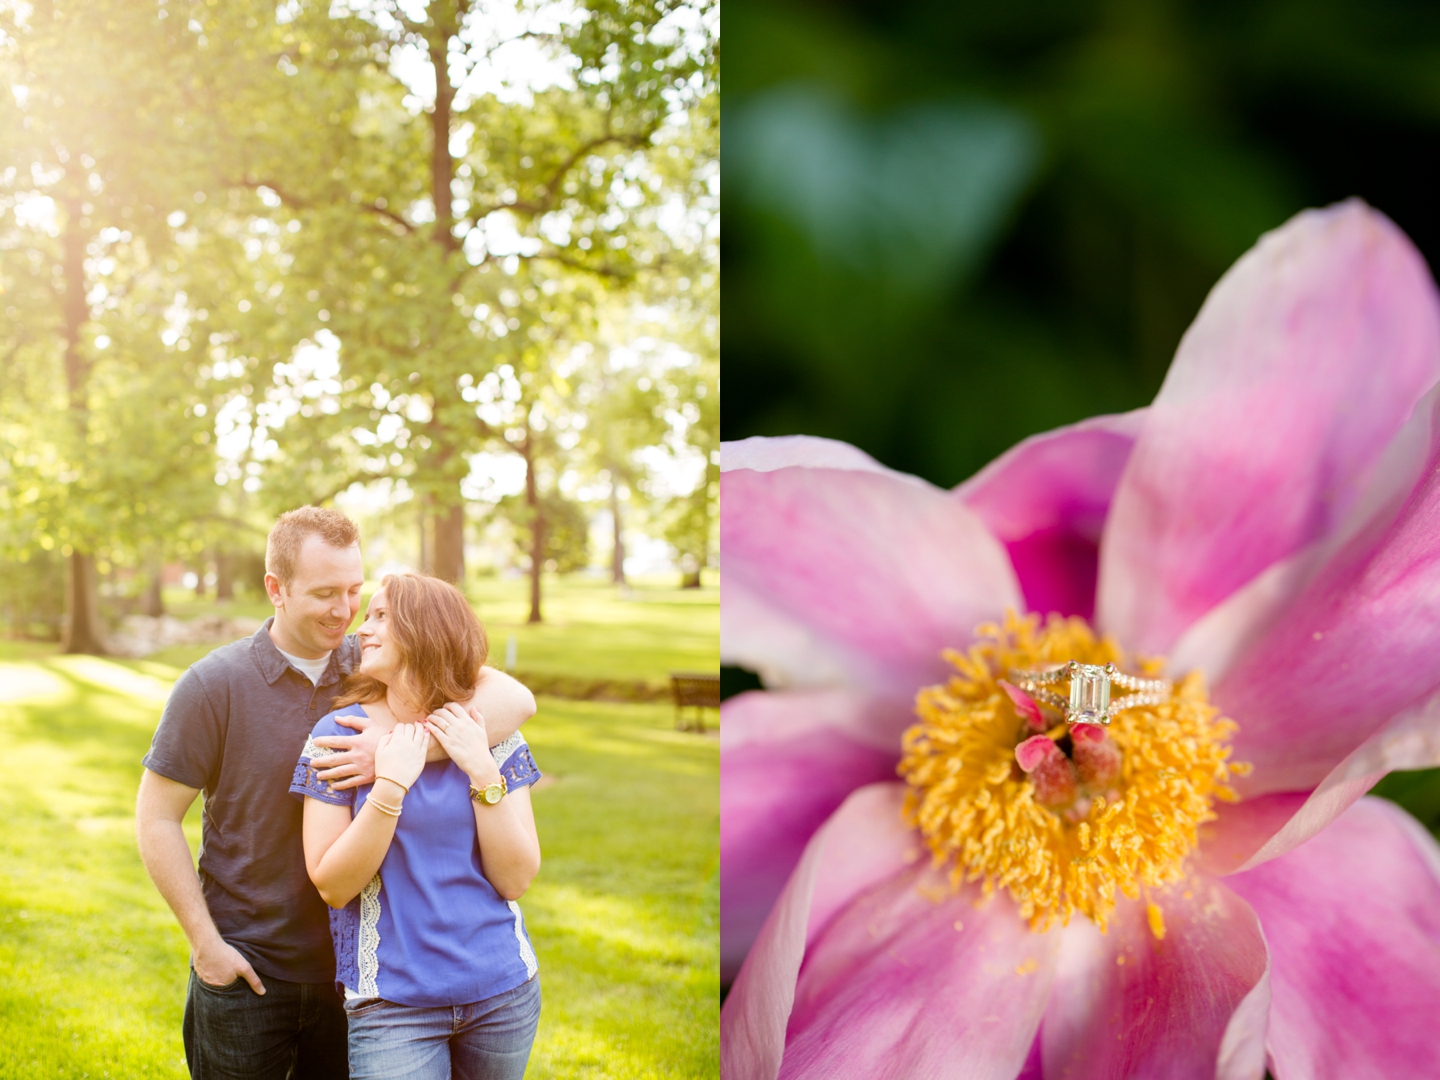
[135,769,266,994]
[316,668,536,790]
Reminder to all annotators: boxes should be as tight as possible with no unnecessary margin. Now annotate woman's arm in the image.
[302,724,430,908]
[471,782,541,901]
[425,703,542,901]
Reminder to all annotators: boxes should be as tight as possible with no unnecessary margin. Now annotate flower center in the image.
[897,612,1249,934]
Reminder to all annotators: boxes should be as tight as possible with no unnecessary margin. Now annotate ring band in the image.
[1008,661,1170,726]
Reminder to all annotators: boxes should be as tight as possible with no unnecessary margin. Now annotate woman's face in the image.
[356,587,400,684]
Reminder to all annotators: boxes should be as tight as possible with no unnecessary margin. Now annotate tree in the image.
[1,0,225,652]
[663,351,717,587]
[581,355,667,585]
[179,0,716,589]
[500,488,590,576]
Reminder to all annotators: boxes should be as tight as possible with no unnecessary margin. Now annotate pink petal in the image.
[999,679,1046,729]
[1042,879,1271,1080]
[957,409,1146,620]
[721,783,921,1080]
[1201,691,1440,875]
[779,865,1059,1080]
[1225,797,1440,1079]
[1015,1035,1044,1080]
[722,435,901,476]
[1213,384,1440,793]
[722,578,859,692]
[720,689,907,983]
[722,449,1021,699]
[1098,200,1440,657]
[1197,792,1312,877]
[1168,377,1440,689]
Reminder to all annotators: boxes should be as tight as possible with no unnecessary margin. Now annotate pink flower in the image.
[720,200,1440,1079]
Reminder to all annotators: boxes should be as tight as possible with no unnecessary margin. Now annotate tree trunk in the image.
[433,502,466,584]
[609,480,626,586]
[524,439,544,624]
[62,552,107,654]
[419,495,434,574]
[143,555,165,617]
[681,473,714,589]
[429,25,459,254]
[528,509,545,624]
[58,196,105,654]
[215,550,234,601]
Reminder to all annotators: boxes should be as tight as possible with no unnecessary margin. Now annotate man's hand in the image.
[193,937,266,995]
[314,713,381,791]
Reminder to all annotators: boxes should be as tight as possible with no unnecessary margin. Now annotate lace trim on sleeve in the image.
[491,732,541,789]
[289,735,353,806]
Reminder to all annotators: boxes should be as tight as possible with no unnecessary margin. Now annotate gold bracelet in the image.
[374,775,410,795]
[367,797,403,818]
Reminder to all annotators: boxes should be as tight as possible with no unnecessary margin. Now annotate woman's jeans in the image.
[345,975,541,1080]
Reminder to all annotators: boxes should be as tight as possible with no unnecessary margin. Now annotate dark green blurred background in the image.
[720,0,1440,828]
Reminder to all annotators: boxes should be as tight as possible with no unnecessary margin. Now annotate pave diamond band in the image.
[1008,661,1171,726]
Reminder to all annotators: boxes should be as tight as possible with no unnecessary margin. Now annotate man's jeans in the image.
[183,968,348,1080]
[345,975,541,1080]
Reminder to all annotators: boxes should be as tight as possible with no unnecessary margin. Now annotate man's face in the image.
[266,535,365,658]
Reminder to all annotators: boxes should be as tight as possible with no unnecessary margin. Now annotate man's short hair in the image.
[266,506,361,587]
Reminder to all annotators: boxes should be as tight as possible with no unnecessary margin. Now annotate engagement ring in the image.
[1008,661,1171,726]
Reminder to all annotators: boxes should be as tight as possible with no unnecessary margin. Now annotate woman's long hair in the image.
[334,573,488,713]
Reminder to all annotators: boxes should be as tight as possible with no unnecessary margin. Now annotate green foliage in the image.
[722,0,1440,486]
[0,551,65,640]
[1,0,717,638]
[0,0,228,572]
[501,490,592,574]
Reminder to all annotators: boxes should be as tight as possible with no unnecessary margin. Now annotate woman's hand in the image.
[424,702,501,786]
[373,722,431,792]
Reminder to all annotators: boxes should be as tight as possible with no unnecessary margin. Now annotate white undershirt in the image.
[277,647,333,685]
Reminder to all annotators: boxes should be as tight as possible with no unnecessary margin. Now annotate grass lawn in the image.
[0,577,718,1078]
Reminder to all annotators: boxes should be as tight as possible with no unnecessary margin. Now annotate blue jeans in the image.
[183,968,348,1080]
[345,975,541,1080]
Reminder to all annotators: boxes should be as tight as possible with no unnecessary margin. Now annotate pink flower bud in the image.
[1073,726,1122,788]
[1015,735,1077,808]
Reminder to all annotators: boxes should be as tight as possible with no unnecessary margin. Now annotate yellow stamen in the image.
[1147,901,1166,941]
[898,611,1245,933]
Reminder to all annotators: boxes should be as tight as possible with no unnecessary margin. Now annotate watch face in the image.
[484,783,504,804]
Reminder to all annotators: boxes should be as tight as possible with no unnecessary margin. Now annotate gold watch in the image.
[470,776,508,805]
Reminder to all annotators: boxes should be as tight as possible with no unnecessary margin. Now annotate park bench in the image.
[670,672,720,732]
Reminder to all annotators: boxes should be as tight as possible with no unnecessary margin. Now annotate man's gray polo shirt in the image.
[143,618,360,983]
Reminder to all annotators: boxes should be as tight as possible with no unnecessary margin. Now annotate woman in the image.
[290,573,542,1080]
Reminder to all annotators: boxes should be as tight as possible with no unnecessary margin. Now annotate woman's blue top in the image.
[290,703,541,1007]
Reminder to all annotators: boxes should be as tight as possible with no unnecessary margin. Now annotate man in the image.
[136,506,535,1079]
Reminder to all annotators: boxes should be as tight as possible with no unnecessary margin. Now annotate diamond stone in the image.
[1068,664,1111,725]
